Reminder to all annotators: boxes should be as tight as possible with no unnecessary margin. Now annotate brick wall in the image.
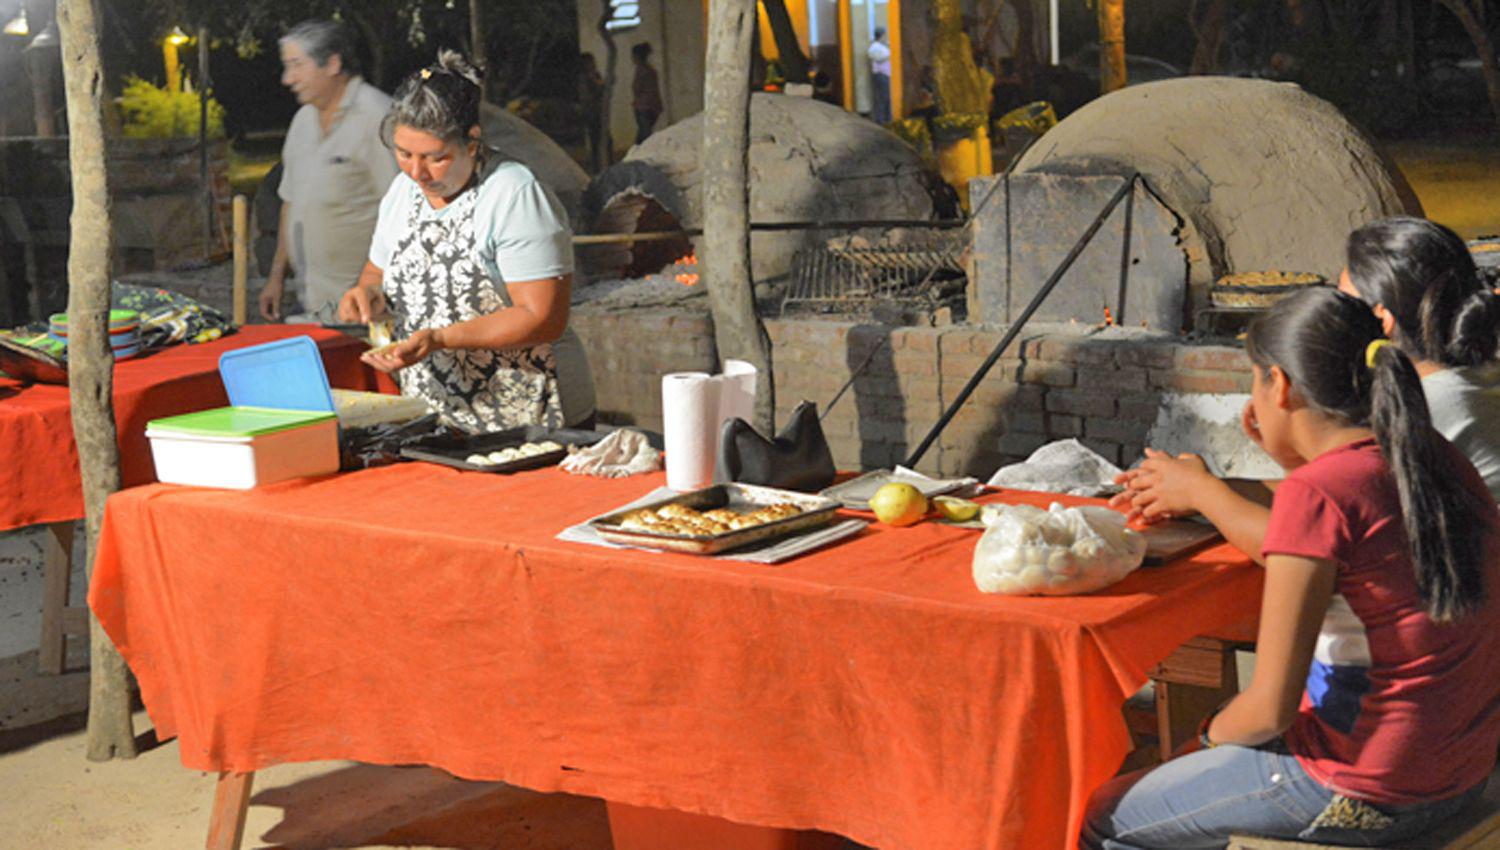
[571,305,1254,478]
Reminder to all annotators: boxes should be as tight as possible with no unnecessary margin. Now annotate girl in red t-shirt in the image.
[1081,288,1500,849]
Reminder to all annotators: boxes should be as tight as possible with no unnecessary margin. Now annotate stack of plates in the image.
[48,310,143,360]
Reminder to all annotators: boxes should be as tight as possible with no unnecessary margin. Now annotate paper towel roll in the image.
[662,372,722,491]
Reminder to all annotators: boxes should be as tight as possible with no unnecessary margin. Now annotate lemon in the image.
[870,482,928,527]
[933,495,980,522]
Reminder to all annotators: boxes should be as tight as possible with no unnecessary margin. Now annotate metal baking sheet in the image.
[820,469,972,511]
[590,483,839,555]
[400,425,604,474]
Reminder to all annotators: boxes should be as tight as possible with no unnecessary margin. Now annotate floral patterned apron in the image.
[383,173,564,433]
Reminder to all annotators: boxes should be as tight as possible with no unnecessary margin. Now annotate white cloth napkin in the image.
[561,429,662,478]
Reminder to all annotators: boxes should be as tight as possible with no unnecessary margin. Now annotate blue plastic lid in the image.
[218,335,335,413]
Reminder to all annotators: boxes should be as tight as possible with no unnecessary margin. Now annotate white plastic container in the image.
[146,406,339,489]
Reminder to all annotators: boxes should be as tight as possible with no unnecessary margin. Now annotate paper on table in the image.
[662,372,721,492]
[555,486,867,564]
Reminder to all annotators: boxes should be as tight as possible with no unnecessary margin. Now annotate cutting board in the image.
[1141,519,1224,565]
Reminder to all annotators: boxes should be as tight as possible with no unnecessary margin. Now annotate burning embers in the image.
[674,253,699,287]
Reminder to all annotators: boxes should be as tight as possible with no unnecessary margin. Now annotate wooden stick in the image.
[231,195,248,326]
[37,521,75,675]
[570,218,964,246]
[206,771,255,850]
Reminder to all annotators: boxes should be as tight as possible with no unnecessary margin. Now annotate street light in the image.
[2,7,26,37]
[163,26,190,92]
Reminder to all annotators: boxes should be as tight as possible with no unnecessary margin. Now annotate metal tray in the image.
[590,483,840,555]
[400,425,604,474]
[0,336,68,385]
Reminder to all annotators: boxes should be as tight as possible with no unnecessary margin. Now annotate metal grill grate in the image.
[779,234,967,318]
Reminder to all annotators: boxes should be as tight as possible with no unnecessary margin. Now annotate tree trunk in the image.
[1434,0,1500,136]
[597,0,619,168]
[1189,0,1228,75]
[703,0,774,435]
[57,0,135,761]
[1098,0,1126,93]
[761,0,810,83]
[469,0,489,103]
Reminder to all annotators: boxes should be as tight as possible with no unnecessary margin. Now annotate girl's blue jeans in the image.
[1080,739,1485,849]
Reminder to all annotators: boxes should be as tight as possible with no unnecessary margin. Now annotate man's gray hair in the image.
[280,20,361,77]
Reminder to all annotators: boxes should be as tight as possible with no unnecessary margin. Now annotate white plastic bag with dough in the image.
[972,502,1147,595]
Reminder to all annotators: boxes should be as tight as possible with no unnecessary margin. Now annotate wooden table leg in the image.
[206,771,255,850]
[1150,636,1247,755]
[38,520,76,675]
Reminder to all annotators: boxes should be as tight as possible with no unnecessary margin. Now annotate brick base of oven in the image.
[571,306,1275,480]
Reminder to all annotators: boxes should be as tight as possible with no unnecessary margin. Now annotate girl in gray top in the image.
[338,50,594,432]
[1112,217,1500,561]
[1336,217,1500,499]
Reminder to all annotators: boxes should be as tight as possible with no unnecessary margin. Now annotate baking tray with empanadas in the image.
[589,483,839,555]
[400,425,604,473]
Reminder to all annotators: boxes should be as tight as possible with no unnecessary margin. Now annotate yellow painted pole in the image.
[837,0,853,111]
[163,41,180,92]
[888,0,903,118]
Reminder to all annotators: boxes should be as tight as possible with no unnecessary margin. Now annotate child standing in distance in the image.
[1082,288,1500,849]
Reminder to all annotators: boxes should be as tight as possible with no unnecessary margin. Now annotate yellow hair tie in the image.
[1365,338,1393,369]
[420,68,433,80]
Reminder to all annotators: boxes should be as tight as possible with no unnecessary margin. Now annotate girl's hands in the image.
[360,328,444,373]
[1241,399,1264,447]
[1110,449,1215,523]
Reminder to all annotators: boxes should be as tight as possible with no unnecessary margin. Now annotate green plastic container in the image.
[145,406,339,489]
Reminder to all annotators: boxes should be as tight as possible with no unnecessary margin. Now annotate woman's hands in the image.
[338,261,390,324]
[360,327,443,373]
[339,285,388,324]
[1110,449,1215,523]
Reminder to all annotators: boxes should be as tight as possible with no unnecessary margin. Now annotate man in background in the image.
[630,42,663,145]
[260,19,398,322]
[868,26,892,125]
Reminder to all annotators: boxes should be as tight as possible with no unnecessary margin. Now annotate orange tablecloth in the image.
[89,466,1262,850]
[0,325,388,531]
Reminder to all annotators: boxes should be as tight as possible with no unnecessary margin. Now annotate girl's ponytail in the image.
[1368,341,1489,621]
[1248,288,1491,623]
[1443,289,1500,367]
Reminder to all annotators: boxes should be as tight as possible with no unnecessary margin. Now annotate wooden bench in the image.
[1228,765,1500,849]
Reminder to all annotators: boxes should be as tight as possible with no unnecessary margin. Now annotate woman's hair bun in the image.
[435,49,484,88]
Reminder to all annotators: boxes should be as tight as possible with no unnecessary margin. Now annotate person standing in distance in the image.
[630,42,663,145]
[260,20,399,322]
[868,26,892,125]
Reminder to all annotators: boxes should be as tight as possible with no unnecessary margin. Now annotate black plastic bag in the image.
[717,400,836,493]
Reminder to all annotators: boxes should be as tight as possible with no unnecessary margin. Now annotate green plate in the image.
[147,406,336,438]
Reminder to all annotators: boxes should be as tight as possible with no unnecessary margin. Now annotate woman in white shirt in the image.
[338,50,594,432]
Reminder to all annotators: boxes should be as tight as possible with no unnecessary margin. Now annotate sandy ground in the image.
[0,711,615,850]
[1386,137,1500,239]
